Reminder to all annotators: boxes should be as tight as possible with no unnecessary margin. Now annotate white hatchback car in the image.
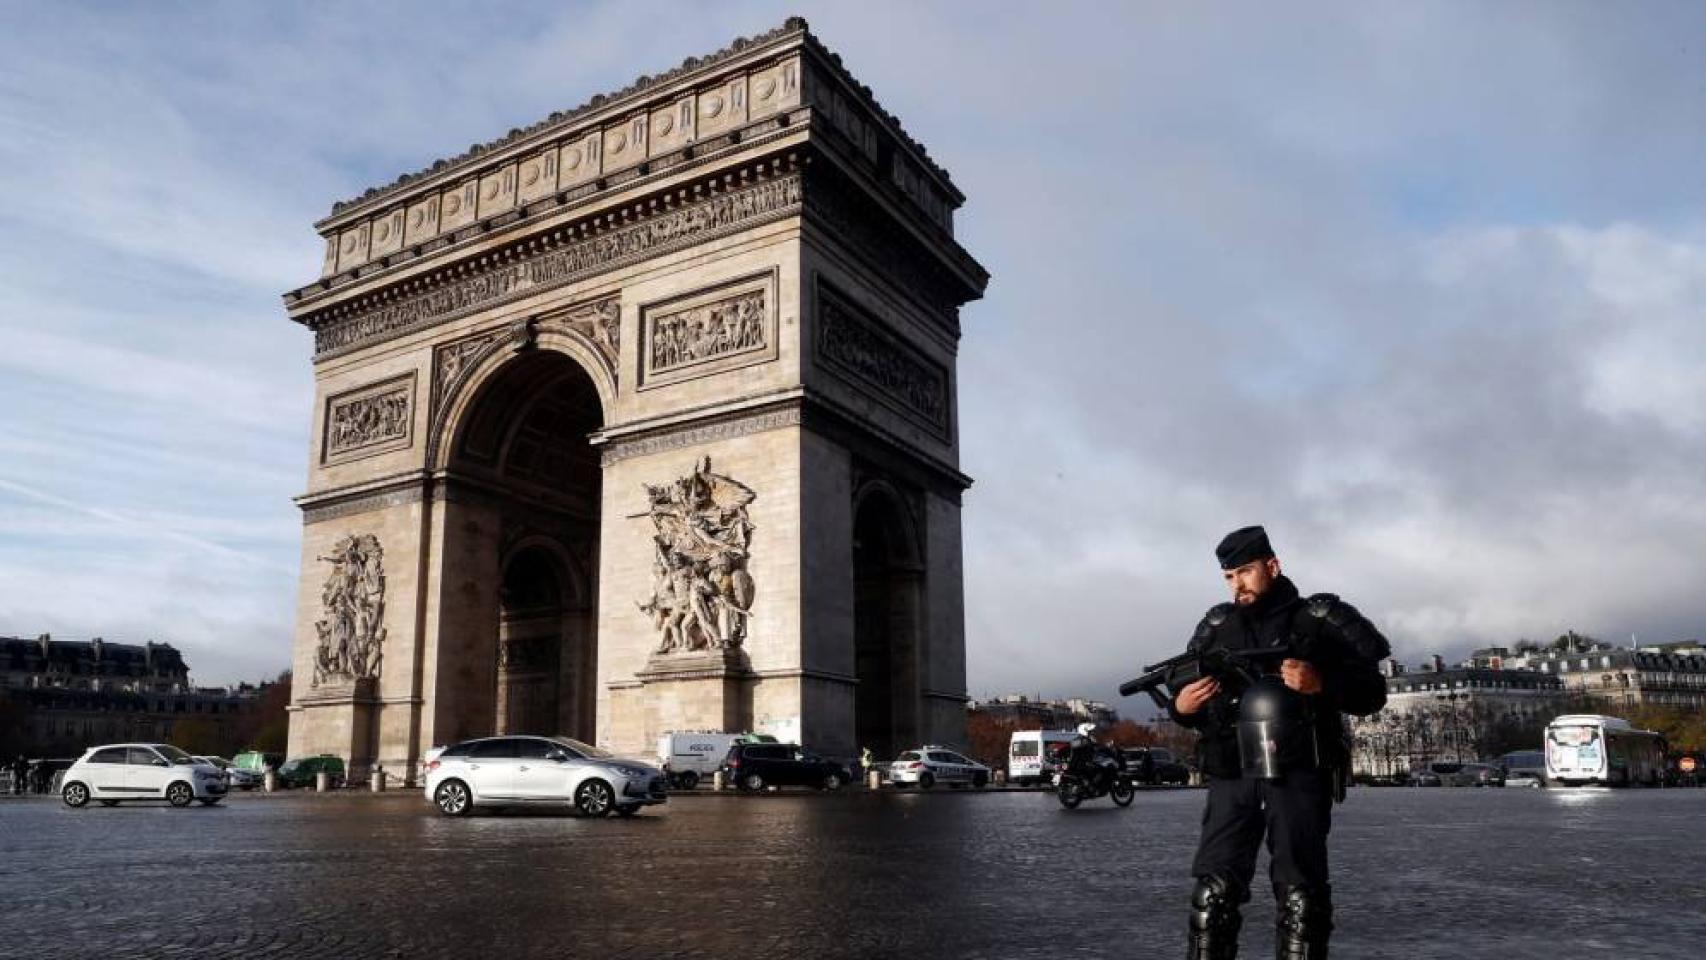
[424,735,668,818]
[61,743,229,808]
[887,746,991,789]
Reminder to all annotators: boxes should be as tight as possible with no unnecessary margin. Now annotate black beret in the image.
[1216,525,1274,569]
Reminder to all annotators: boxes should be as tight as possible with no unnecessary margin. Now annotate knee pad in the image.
[1190,874,1244,933]
[1275,884,1333,954]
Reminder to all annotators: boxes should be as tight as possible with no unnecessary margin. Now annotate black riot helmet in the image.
[1236,674,1318,779]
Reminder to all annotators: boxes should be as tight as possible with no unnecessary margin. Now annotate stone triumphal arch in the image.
[283,19,987,777]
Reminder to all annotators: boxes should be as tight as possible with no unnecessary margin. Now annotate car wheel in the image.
[165,782,194,808]
[1111,780,1136,807]
[99,800,119,807]
[576,779,615,817]
[919,772,935,790]
[434,779,473,817]
[973,772,989,788]
[821,773,843,791]
[741,773,765,792]
[678,771,700,791]
[62,782,90,808]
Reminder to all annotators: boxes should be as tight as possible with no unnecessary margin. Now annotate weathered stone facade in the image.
[282,18,988,778]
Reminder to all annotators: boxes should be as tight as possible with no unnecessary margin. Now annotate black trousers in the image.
[1190,769,1333,898]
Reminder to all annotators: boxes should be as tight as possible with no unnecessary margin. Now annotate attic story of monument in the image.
[281,18,988,778]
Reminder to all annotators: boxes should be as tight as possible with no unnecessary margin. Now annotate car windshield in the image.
[154,744,197,765]
[278,760,302,773]
[898,751,922,761]
[550,736,610,759]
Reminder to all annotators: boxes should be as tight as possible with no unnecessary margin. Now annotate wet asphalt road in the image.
[0,785,1701,959]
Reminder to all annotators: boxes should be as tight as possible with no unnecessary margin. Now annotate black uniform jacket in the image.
[1166,576,1390,779]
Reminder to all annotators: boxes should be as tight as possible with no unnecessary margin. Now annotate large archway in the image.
[852,487,925,760]
[450,349,602,742]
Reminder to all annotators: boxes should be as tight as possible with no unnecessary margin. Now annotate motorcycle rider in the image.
[1065,722,1117,791]
[1169,526,1390,960]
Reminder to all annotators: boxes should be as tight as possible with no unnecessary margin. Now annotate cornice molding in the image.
[324,17,956,221]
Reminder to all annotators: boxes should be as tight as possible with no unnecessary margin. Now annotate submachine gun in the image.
[1120,641,1339,790]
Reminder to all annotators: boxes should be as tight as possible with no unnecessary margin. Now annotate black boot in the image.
[1187,874,1242,960]
[1274,884,1332,960]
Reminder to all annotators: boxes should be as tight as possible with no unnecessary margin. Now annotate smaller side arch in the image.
[851,478,925,572]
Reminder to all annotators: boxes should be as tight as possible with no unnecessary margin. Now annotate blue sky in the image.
[3,2,1704,702]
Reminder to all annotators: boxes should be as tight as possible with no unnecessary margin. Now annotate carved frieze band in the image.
[599,406,802,466]
[815,284,949,437]
[322,373,416,464]
[639,272,777,390]
[312,174,802,360]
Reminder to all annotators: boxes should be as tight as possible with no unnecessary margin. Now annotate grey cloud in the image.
[2,2,1703,697]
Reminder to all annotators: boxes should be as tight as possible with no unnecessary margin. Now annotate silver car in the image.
[887,746,991,789]
[195,756,260,790]
[424,735,667,817]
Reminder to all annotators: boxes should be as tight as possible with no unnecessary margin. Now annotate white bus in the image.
[1008,730,1078,786]
[1544,714,1665,787]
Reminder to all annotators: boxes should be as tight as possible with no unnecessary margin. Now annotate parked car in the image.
[887,746,990,789]
[276,755,346,789]
[424,734,667,817]
[232,750,283,780]
[1121,747,1192,786]
[1498,750,1546,788]
[1408,766,1443,787]
[194,756,259,790]
[719,742,852,792]
[60,743,229,808]
[1459,762,1505,787]
[1408,761,1504,787]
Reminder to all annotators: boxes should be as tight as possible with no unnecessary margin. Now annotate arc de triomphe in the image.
[282,18,987,777]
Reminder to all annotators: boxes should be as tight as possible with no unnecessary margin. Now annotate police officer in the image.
[1168,526,1390,960]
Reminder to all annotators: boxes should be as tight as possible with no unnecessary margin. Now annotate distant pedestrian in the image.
[9,756,24,796]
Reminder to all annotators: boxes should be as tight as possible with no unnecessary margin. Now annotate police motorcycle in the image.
[1051,723,1137,809]
[1119,641,1344,797]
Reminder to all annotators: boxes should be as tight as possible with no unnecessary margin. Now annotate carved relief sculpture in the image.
[311,534,386,687]
[327,387,410,456]
[637,458,757,654]
[817,286,949,433]
[324,375,415,463]
[649,288,766,373]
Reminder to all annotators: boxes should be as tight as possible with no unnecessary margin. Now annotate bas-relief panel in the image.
[814,282,949,438]
[439,180,480,233]
[322,372,416,464]
[477,163,519,219]
[638,272,777,390]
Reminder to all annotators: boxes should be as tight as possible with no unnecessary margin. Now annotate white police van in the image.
[1007,730,1078,786]
[656,731,777,788]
